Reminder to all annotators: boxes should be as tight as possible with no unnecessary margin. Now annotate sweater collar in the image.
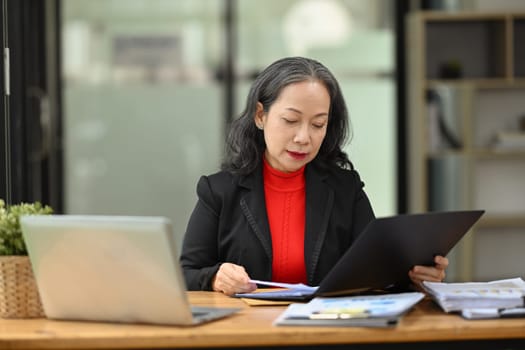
[262,157,305,191]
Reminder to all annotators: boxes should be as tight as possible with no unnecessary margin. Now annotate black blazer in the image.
[179,161,375,290]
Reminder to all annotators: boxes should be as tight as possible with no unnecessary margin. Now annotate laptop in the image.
[236,210,485,301]
[20,215,240,325]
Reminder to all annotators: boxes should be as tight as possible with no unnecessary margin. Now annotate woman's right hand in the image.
[212,263,257,296]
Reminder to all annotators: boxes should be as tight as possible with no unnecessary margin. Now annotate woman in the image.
[180,57,448,296]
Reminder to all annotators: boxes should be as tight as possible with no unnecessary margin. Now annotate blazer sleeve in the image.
[179,176,222,291]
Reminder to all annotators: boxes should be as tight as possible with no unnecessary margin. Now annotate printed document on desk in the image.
[234,280,319,301]
[273,292,424,327]
[422,277,525,313]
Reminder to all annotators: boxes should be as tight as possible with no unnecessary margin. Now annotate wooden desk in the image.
[0,291,524,350]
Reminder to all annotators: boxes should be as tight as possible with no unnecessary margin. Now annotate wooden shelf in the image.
[470,149,525,159]
[426,78,525,89]
[477,215,525,228]
[419,11,515,21]
[407,11,525,282]
[427,149,525,159]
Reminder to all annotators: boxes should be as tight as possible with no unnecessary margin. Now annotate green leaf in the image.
[0,200,53,255]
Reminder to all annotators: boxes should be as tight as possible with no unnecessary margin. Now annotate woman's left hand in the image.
[409,255,449,286]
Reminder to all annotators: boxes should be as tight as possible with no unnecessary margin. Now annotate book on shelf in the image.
[273,292,424,327]
[422,277,525,319]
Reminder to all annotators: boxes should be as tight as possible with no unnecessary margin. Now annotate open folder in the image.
[236,210,484,301]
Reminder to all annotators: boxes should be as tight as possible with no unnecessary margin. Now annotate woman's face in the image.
[255,80,330,173]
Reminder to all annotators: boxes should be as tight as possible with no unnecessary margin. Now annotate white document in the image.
[234,280,319,301]
[423,277,525,313]
[461,308,500,319]
[249,279,318,292]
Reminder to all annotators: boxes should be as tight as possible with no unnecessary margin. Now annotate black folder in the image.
[236,210,485,301]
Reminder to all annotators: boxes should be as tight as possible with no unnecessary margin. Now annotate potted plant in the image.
[0,199,53,318]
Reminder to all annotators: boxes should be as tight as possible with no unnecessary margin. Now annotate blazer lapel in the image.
[238,167,273,262]
[304,164,334,285]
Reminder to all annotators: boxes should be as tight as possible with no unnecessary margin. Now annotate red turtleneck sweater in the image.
[263,158,307,284]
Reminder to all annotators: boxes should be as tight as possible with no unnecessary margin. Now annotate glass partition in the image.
[62,0,224,253]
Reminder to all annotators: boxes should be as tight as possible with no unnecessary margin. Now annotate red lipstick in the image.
[287,151,307,160]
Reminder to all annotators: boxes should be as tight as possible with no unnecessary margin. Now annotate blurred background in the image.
[1,0,525,281]
[60,0,397,251]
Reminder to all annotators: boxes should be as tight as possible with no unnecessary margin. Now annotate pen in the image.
[310,308,369,320]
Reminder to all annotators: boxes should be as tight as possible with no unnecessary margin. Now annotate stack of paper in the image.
[461,307,525,319]
[422,277,525,317]
[273,292,424,327]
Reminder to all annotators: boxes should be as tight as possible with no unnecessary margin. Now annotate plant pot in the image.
[0,255,45,318]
